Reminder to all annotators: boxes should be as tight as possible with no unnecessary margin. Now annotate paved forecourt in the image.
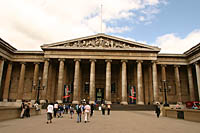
[0,110,199,133]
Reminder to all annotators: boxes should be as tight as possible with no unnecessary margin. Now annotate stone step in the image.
[111,104,155,111]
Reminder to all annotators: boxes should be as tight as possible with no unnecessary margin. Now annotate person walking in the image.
[46,103,54,124]
[84,102,91,123]
[101,103,106,115]
[70,105,74,119]
[90,103,94,117]
[20,100,25,118]
[76,104,82,123]
[155,103,161,118]
[53,102,58,118]
[107,104,111,115]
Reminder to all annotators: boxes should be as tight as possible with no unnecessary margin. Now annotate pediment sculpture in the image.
[63,37,141,49]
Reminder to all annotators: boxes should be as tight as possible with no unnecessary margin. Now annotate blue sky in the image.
[115,0,200,42]
[0,0,200,53]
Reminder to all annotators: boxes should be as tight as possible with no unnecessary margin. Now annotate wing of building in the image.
[0,33,199,105]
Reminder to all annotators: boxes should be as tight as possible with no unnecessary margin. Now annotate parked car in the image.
[186,101,200,109]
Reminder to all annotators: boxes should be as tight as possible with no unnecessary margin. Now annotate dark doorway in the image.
[96,88,104,104]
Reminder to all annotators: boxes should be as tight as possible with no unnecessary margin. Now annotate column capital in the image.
[187,64,192,68]
[74,59,81,62]
[58,58,65,62]
[174,65,180,68]
[151,60,158,64]
[0,57,6,61]
[136,60,143,63]
[90,59,96,62]
[44,58,50,62]
[121,59,128,63]
[105,59,112,63]
[161,64,167,67]
[20,62,26,65]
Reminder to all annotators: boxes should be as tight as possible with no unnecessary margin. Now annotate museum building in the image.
[0,33,200,105]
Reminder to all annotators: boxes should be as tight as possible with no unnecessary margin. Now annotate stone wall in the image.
[0,107,41,121]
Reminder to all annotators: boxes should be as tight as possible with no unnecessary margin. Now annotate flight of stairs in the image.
[110,104,155,111]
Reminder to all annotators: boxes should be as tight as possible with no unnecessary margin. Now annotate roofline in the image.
[41,33,160,51]
[184,43,200,55]
[0,38,17,52]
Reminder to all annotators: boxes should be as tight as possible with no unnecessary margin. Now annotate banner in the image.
[129,86,136,104]
[63,85,70,102]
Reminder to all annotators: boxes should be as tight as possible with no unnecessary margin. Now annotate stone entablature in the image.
[157,54,188,65]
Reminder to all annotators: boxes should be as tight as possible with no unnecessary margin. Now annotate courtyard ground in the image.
[0,110,199,133]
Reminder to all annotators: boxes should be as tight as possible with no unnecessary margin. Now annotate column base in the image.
[56,100,63,103]
[105,101,112,104]
[16,99,22,103]
[40,100,46,104]
[120,101,128,105]
[31,100,36,104]
[3,99,8,102]
[72,101,79,104]
[138,101,144,105]
[153,101,159,105]
[89,101,95,104]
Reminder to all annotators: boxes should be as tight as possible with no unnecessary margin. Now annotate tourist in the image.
[155,103,160,118]
[107,104,111,115]
[20,100,25,118]
[84,102,91,123]
[76,104,82,123]
[70,105,74,119]
[57,104,63,118]
[53,102,58,118]
[90,103,94,117]
[34,102,40,111]
[101,103,106,115]
[25,102,30,117]
[46,103,54,124]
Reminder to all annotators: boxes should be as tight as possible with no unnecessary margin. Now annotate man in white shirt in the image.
[47,103,54,124]
[84,103,91,123]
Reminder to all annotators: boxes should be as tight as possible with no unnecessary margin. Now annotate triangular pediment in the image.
[41,33,160,52]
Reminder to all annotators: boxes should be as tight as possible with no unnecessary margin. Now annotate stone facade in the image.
[0,33,200,105]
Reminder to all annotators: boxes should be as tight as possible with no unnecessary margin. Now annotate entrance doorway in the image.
[96,88,104,104]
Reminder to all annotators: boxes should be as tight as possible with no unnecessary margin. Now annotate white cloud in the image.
[0,0,164,50]
[155,29,200,53]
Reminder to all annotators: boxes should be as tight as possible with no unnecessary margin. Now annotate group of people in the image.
[46,101,103,124]
[20,101,31,118]
[100,103,111,115]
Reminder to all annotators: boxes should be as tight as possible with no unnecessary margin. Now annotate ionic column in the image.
[57,59,65,103]
[121,60,128,105]
[105,59,112,104]
[187,65,195,101]
[195,62,200,100]
[161,64,166,103]
[31,63,40,102]
[137,60,144,105]
[17,62,26,102]
[41,58,49,102]
[89,59,96,104]
[0,58,5,98]
[174,65,182,102]
[152,61,159,104]
[72,59,81,104]
[2,62,12,102]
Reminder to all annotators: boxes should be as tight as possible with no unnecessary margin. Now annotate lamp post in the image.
[160,80,170,107]
[35,77,42,104]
